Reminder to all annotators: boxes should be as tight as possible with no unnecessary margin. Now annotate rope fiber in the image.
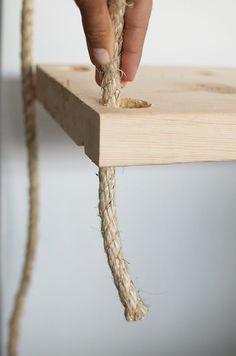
[8,1,39,355]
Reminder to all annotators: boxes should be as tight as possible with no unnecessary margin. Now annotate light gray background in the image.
[1,0,236,355]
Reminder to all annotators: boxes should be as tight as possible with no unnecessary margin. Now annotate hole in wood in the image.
[198,70,214,77]
[191,83,236,94]
[120,98,152,109]
[57,65,91,72]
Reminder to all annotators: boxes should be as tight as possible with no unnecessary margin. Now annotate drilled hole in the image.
[57,65,91,72]
[70,65,91,72]
[191,83,236,94]
[120,97,152,108]
[198,70,214,77]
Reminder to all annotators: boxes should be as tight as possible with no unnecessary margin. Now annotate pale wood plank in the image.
[36,64,236,167]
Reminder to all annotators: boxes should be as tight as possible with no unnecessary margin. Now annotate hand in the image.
[75,0,152,86]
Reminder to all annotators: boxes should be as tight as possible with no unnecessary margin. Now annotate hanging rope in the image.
[99,0,148,321]
[8,0,147,355]
[8,1,39,356]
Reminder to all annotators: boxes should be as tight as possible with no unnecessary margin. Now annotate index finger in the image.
[121,0,152,82]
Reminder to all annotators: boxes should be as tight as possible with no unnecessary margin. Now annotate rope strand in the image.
[8,0,39,355]
[99,168,148,320]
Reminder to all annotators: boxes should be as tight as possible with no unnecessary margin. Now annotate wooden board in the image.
[36,64,236,167]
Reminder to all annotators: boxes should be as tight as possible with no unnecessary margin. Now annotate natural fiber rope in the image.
[100,0,125,107]
[99,0,148,321]
[99,168,148,321]
[8,1,39,355]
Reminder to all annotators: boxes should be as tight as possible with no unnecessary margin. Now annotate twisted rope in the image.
[99,168,148,321]
[8,0,39,355]
[99,0,148,321]
[100,0,125,107]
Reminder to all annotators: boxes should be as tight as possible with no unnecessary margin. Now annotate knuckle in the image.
[86,29,108,45]
[123,47,140,56]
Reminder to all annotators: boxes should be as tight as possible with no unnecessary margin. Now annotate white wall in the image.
[1,1,236,355]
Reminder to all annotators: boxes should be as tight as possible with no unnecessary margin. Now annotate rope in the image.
[99,168,148,321]
[100,0,124,107]
[99,0,148,321]
[8,0,39,355]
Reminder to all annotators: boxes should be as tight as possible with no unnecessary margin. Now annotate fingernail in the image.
[92,48,110,65]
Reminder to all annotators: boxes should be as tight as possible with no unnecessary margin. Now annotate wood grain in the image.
[36,64,236,167]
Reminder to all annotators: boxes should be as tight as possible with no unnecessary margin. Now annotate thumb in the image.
[76,0,114,66]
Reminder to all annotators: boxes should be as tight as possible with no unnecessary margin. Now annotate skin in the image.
[75,0,153,86]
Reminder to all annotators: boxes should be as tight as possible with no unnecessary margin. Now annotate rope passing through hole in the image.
[99,0,148,321]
